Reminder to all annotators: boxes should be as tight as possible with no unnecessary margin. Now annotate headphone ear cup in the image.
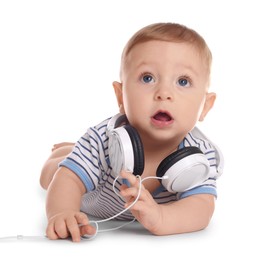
[123,125,144,175]
[108,125,144,177]
[157,147,210,192]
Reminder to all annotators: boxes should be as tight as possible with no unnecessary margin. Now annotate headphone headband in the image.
[107,114,128,133]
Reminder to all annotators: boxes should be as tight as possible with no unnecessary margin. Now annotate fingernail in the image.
[122,178,131,187]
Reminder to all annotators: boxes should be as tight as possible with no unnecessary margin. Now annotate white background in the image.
[0,0,269,259]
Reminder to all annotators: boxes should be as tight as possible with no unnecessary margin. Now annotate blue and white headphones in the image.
[107,113,224,193]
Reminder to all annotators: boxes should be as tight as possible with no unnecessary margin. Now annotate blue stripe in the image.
[60,159,95,192]
[72,149,100,183]
[88,127,110,167]
[183,137,192,147]
[152,185,166,197]
[78,137,101,166]
[97,121,109,131]
[102,187,126,206]
[157,198,177,204]
[90,127,107,154]
[188,133,203,148]
[205,151,215,156]
[74,149,99,170]
[81,136,98,148]
[75,146,99,171]
[179,186,217,199]
[178,140,185,149]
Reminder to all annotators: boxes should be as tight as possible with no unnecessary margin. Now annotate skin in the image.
[42,40,216,242]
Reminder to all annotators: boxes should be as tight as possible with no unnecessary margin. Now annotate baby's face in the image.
[116,40,214,145]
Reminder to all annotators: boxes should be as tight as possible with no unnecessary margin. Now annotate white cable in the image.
[0,235,47,241]
[98,218,136,233]
[81,175,143,240]
[95,175,142,224]
[0,175,168,241]
[82,175,168,240]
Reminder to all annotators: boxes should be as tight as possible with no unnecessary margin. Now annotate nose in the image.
[154,84,173,101]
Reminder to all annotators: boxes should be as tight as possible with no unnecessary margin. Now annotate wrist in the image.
[147,205,165,236]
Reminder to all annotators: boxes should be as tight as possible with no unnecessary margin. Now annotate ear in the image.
[113,81,125,114]
[199,92,216,121]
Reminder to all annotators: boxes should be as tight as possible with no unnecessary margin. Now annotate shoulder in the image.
[71,116,112,167]
[61,116,114,192]
[80,117,111,150]
[183,128,214,154]
[87,117,111,138]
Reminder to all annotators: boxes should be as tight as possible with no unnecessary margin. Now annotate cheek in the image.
[123,96,146,116]
[197,97,207,116]
[122,89,132,111]
[179,97,205,123]
[192,101,205,121]
[123,87,146,112]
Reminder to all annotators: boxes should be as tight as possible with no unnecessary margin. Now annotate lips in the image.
[151,110,174,127]
[153,111,172,121]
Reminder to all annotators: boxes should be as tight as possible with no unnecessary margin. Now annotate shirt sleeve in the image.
[59,122,109,192]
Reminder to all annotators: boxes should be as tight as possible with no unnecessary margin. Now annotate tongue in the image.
[154,112,171,121]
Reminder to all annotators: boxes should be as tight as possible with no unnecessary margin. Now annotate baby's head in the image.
[113,23,216,146]
[120,23,212,83]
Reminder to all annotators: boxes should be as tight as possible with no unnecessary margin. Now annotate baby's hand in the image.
[46,211,96,242]
[120,171,163,234]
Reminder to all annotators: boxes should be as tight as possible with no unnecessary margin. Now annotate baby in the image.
[40,22,223,242]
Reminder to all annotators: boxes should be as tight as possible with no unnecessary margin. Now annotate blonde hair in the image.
[120,22,212,78]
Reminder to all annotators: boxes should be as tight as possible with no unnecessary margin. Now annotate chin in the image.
[142,130,182,146]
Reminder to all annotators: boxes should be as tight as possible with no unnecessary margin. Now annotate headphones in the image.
[107,113,222,193]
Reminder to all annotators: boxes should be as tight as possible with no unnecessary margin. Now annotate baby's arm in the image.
[120,171,215,235]
[151,194,215,235]
[46,167,96,242]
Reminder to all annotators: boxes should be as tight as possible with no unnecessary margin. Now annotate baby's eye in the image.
[177,77,191,88]
[141,74,154,84]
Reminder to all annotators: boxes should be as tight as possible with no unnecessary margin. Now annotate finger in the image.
[119,184,130,201]
[80,224,97,237]
[121,186,138,198]
[119,184,128,191]
[75,212,96,240]
[122,188,151,206]
[121,180,146,197]
[66,217,81,242]
[120,171,140,188]
[54,219,69,239]
[120,186,140,203]
[46,222,59,240]
[75,212,90,226]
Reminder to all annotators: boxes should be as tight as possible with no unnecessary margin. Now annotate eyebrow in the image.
[132,61,151,70]
[177,63,200,77]
[133,60,200,77]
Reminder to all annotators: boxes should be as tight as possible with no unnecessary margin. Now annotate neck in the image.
[140,135,183,161]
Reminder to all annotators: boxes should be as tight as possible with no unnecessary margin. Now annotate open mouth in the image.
[152,111,173,122]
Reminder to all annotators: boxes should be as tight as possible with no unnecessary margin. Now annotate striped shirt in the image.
[60,116,222,220]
